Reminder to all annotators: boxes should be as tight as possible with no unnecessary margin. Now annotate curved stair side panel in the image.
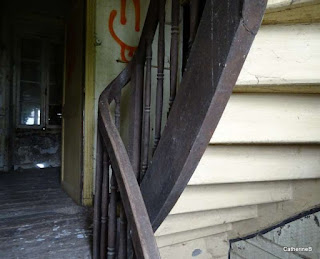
[140,0,267,231]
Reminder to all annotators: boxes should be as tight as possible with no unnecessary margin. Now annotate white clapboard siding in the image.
[157,224,232,248]
[156,206,257,236]
[150,10,320,88]
[211,94,320,144]
[170,182,292,215]
[237,24,320,86]
[189,145,320,185]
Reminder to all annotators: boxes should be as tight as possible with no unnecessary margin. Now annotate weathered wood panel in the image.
[156,206,257,236]
[170,181,292,215]
[62,0,85,204]
[211,94,320,144]
[237,24,320,86]
[191,145,320,185]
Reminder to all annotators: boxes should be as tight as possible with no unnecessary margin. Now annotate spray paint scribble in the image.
[109,0,140,62]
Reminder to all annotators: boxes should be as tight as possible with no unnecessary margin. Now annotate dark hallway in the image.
[0,168,92,258]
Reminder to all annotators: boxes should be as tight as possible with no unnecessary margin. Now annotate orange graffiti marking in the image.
[132,0,140,32]
[109,10,137,62]
[119,0,140,31]
[109,0,141,62]
[120,0,127,25]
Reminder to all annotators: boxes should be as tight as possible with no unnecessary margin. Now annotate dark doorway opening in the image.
[1,0,67,172]
[0,0,92,257]
[1,0,86,205]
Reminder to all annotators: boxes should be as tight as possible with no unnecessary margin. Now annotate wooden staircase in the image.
[93,0,267,258]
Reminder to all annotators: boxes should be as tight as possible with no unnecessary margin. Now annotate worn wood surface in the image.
[140,0,268,230]
[83,0,96,206]
[0,168,93,258]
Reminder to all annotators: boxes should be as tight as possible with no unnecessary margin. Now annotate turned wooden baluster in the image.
[107,173,117,259]
[153,0,165,152]
[114,95,128,259]
[93,130,103,259]
[118,205,127,259]
[100,151,110,258]
[140,39,152,180]
[107,95,121,259]
[169,0,180,112]
[127,61,144,180]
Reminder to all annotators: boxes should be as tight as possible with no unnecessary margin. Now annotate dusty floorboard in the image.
[0,168,93,259]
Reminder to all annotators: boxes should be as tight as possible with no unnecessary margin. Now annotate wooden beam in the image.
[83,0,96,206]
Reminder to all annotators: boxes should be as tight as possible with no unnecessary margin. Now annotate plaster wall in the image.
[94,0,150,186]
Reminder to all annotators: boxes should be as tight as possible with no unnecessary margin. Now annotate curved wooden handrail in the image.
[140,0,268,230]
[96,0,163,258]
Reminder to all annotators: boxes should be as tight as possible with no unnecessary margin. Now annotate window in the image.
[17,37,64,128]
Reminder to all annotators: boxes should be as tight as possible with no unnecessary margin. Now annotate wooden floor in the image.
[0,168,93,258]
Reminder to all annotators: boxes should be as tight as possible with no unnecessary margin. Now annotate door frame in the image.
[61,0,96,206]
[82,0,96,206]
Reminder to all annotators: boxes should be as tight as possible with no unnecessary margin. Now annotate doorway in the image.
[0,0,86,204]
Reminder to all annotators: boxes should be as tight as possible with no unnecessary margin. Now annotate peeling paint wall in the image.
[93,0,149,186]
[13,131,61,170]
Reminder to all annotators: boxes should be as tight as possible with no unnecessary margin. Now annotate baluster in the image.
[107,173,117,259]
[93,129,103,259]
[107,96,121,259]
[100,151,109,258]
[141,39,152,180]
[169,0,180,112]
[153,0,165,153]
[118,205,127,259]
[127,61,144,179]
[114,95,129,259]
